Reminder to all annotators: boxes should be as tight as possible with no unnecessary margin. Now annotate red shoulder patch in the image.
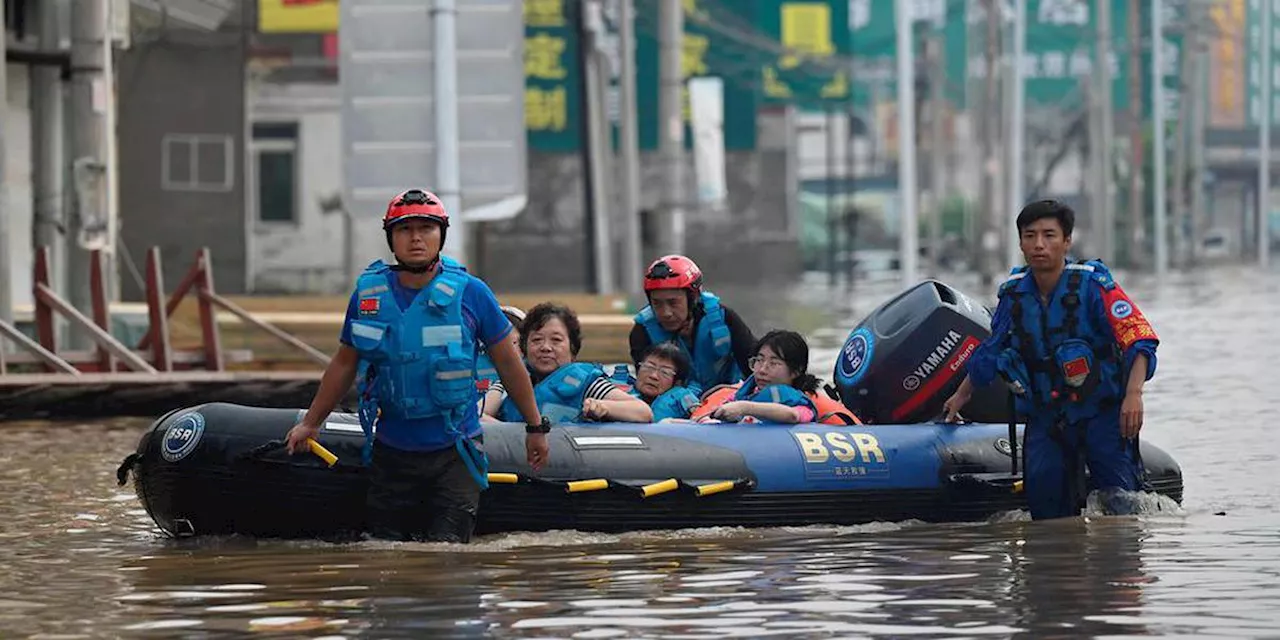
[1100,285,1158,351]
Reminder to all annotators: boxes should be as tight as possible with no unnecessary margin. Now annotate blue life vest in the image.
[346,257,488,486]
[730,375,817,418]
[644,386,701,421]
[634,291,742,393]
[996,260,1123,425]
[499,361,607,424]
[611,366,701,421]
[475,352,499,384]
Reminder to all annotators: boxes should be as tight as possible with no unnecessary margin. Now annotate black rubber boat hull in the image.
[118,403,1184,538]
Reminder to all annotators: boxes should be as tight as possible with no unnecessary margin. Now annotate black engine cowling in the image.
[832,280,1012,424]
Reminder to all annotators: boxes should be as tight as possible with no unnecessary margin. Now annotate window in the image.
[161,134,234,192]
[252,122,299,224]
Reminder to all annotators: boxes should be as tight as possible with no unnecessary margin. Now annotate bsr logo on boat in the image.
[837,328,874,382]
[161,412,206,463]
[901,330,974,391]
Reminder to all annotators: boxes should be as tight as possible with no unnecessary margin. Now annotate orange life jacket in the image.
[808,390,863,425]
[689,383,863,425]
[686,384,736,421]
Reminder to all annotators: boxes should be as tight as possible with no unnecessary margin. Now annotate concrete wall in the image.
[248,82,347,293]
[117,33,247,300]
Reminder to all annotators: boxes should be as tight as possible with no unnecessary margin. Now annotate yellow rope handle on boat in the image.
[306,439,338,467]
[694,480,739,497]
[480,473,753,498]
[640,478,679,498]
[566,479,610,493]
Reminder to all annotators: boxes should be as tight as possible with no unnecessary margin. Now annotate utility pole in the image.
[1087,76,1102,255]
[827,106,838,287]
[1189,20,1207,265]
[1095,0,1114,264]
[104,0,120,302]
[0,0,9,331]
[1262,0,1273,268]
[69,0,110,347]
[579,0,614,294]
[1127,0,1145,269]
[432,0,465,264]
[896,0,918,289]
[657,0,686,255]
[33,0,65,305]
[979,0,1002,286]
[1006,0,1026,272]
[928,32,946,276]
[1170,5,1192,268]
[618,0,644,297]
[1152,0,1169,277]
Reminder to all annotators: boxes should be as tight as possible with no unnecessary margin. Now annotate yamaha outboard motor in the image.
[832,280,1012,424]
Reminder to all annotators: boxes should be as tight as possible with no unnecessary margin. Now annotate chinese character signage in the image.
[634,0,758,151]
[518,0,1187,153]
[1246,0,1280,125]
[525,0,582,151]
[758,0,852,106]
[1012,0,1130,107]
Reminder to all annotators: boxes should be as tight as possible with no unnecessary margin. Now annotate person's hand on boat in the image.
[526,433,549,471]
[1120,389,1144,439]
[711,402,747,422]
[942,391,969,422]
[284,422,321,454]
[581,398,609,421]
[942,376,974,423]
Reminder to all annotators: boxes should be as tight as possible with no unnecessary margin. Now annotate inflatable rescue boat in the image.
[116,280,1184,539]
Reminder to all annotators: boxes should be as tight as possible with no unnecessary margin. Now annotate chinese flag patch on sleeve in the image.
[358,297,380,316]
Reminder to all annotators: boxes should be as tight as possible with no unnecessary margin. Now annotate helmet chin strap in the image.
[390,255,440,274]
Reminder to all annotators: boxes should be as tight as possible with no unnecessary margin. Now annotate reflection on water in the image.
[1,266,1279,637]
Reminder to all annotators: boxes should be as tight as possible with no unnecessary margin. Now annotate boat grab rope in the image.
[486,473,755,498]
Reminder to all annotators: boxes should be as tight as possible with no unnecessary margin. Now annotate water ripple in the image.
[1,267,1279,636]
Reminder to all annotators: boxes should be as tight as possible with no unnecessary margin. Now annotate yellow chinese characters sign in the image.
[525,86,568,132]
[759,1,850,105]
[259,0,338,34]
[524,0,577,149]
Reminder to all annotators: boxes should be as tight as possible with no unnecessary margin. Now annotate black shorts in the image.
[365,438,483,543]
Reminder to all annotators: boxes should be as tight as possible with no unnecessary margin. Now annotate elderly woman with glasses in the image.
[623,341,703,422]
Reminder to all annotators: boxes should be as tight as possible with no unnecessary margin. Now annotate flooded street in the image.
[2,266,1279,638]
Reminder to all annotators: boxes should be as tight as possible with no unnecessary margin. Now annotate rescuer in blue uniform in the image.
[943,200,1159,520]
[284,189,549,542]
[630,255,756,394]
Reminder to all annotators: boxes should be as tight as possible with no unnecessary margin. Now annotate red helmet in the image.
[383,189,448,230]
[643,255,703,294]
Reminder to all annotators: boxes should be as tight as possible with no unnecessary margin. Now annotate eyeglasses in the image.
[748,355,788,371]
[638,362,678,379]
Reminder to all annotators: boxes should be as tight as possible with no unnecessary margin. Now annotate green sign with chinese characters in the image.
[1247,0,1278,125]
[755,0,852,107]
[524,0,1185,152]
[524,0,582,152]
[524,0,758,153]
[634,0,759,150]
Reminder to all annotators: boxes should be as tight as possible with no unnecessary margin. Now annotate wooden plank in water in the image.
[0,371,345,421]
